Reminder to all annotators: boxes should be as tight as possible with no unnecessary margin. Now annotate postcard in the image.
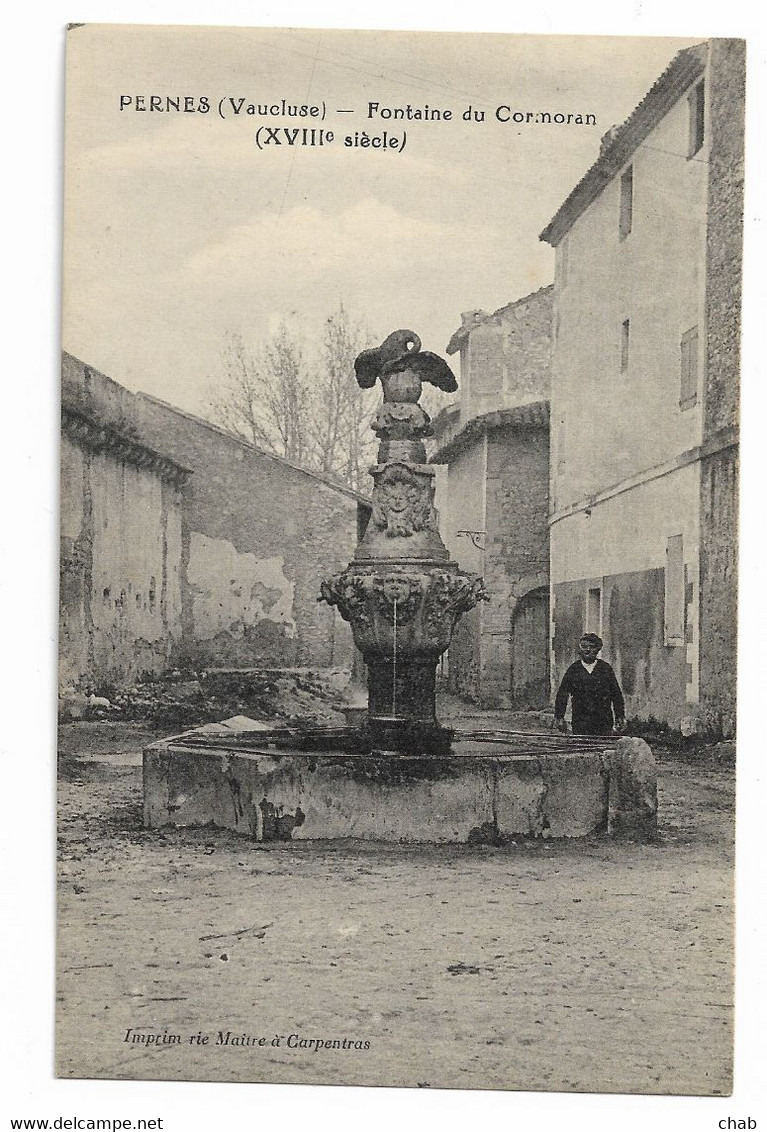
[58,24,742,1094]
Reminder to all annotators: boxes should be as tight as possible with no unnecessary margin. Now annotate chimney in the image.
[460,310,488,330]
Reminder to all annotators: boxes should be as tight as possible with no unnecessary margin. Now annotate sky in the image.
[63,26,700,416]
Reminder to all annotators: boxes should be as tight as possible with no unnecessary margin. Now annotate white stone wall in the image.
[550,462,700,584]
[551,77,709,515]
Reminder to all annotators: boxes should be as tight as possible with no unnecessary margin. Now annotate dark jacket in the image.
[554,659,625,735]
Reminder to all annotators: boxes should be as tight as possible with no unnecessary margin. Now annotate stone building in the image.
[431,287,553,706]
[60,354,189,691]
[60,353,369,691]
[540,40,743,736]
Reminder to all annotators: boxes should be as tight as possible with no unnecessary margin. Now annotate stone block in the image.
[711,740,736,765]
[494,753,608,838]
[605,737,658,841]
[59,692,89,721]
[543,753,609,838]
[144,728,620,843]
[493,757,547,836]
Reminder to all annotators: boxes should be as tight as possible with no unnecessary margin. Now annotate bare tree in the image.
[262,322,311,465]
[209,307,379,492]
[210,324,312,464]
[311,305,378,492]
[208,331,264,447]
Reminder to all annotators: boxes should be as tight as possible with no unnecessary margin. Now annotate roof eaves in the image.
[61,404,193,484]
[430,400,550,465]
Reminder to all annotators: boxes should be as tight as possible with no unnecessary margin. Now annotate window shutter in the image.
[664,535,685,645]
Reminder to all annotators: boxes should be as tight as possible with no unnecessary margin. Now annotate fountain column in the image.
[319,330,487,754]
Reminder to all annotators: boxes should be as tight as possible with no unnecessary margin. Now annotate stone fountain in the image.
[318,330,486,755]
[142,331,657,844]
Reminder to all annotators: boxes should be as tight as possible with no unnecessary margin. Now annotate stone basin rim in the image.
[146,738,615,763]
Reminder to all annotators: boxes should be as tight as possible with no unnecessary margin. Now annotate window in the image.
[586,587,602,635]
[620,319,630,373]
[664,535,685,645]
[680,326,699,409]
[619,165,633,239]
[688,81,705,157]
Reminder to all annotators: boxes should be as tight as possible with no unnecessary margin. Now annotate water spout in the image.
[392,596,398,718]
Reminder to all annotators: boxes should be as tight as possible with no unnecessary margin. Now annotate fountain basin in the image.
[143,721,657,843]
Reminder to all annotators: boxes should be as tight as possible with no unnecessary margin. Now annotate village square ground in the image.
[56,690,735,1097]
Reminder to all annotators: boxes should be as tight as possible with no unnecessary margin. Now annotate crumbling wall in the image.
[135,395,364,672]
[60,353,366,690]
[59,400,185,691]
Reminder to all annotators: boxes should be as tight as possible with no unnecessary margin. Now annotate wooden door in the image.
[510,587,550,708]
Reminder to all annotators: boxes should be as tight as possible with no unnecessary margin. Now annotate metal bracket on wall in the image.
[457,530,486,550]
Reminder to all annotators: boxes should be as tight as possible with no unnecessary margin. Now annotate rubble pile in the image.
[59,668,352,731]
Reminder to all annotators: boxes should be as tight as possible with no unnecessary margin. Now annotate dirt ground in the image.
[56,712,735,1096]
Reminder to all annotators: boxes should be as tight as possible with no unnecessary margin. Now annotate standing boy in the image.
[554,633,626,736]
